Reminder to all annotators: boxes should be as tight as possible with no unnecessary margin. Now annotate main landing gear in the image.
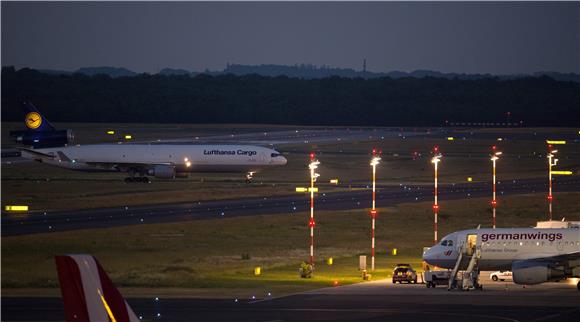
[124,169,150,183]
[124,177,150,183]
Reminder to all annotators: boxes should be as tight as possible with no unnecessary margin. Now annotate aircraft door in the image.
[466,234,477,256]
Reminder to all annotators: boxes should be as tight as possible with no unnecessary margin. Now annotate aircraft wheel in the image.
[142,177,150,183]
[124,177,134,183]
[492,275,498,282]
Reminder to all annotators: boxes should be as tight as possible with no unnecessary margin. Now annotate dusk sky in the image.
[2,1,579,74]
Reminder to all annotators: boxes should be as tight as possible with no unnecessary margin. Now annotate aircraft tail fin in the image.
[21,101,56,132]
[55,254,140,322]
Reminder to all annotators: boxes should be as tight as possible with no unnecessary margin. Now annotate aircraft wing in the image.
[527,251,580,271]
[532,251,580,263]
[84,161,173,171]
[18,147,55,159]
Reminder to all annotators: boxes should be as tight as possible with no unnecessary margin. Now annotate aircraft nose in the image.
[422,247,435,264]
[280,156,288,165]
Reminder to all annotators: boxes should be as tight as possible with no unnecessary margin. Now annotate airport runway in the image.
[2,178,578,236]
[3,275,579,321]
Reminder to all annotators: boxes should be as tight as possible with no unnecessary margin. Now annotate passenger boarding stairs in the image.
[448,242,482,291]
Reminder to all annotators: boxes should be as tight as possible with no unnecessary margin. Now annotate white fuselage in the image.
[25,144,287,173]
[423,228,580,271]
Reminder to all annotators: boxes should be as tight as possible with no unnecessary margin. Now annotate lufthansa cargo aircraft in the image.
[13,102,287,182]
[423,227,580,290]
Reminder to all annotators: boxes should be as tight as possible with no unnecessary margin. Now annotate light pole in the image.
[369,149,381,271]
[431,147,442,244]
[490,147,502,229]
[547,148,558,221]
[308,153,320,265]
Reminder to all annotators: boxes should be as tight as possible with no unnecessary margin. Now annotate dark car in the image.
[392,263,418,284]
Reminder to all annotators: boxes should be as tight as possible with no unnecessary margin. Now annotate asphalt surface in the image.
[3,275,579,321]
[2,178,578,236]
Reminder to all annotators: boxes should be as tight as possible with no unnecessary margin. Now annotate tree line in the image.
[2,66,579,126]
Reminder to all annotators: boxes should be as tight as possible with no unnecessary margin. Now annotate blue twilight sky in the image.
[2,1,579,74]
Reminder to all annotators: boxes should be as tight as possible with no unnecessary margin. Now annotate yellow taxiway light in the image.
[327,257,333,265]
[467,177,473,182]
[392,248,398,256]
[447,137,454,141]
[124,135,132,140]
[296,187,308,192]
[5,205,29,211]
[330,179,339,185]
[106,130,115,135]
[308,187,319,192]
[546,140,566,145]
[551,171,573,175]
[254,267,261,276]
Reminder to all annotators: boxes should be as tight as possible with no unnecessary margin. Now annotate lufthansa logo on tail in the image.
[25,112,42,129]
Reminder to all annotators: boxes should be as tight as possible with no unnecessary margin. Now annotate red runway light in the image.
[308,219,316,228]
[547,195,553,201]
[432,204,439,211]
[491,200,497,206]
[309,152,315,161]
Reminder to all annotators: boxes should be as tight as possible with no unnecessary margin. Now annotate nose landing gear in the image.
[245,172,255,184]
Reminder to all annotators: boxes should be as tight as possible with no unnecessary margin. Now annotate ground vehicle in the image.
[392,264,418,284]
[490,271,513,282]
[424,270,451,288]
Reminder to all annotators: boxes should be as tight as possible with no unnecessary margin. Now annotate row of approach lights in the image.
[297,140,572,270]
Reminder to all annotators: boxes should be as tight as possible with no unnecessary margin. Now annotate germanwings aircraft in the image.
[423,228,580,290]
[55,254,140,322]
[13,102,287,182]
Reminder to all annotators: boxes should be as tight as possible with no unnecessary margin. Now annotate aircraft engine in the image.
[148,165,176,179]
[512,260,565,285]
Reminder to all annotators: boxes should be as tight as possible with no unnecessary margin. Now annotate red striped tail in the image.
[55,255,139,322]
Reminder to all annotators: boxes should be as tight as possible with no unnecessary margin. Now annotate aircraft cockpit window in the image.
[441,240,448,246]
[447,240,453,247]
[271,153,281,158]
